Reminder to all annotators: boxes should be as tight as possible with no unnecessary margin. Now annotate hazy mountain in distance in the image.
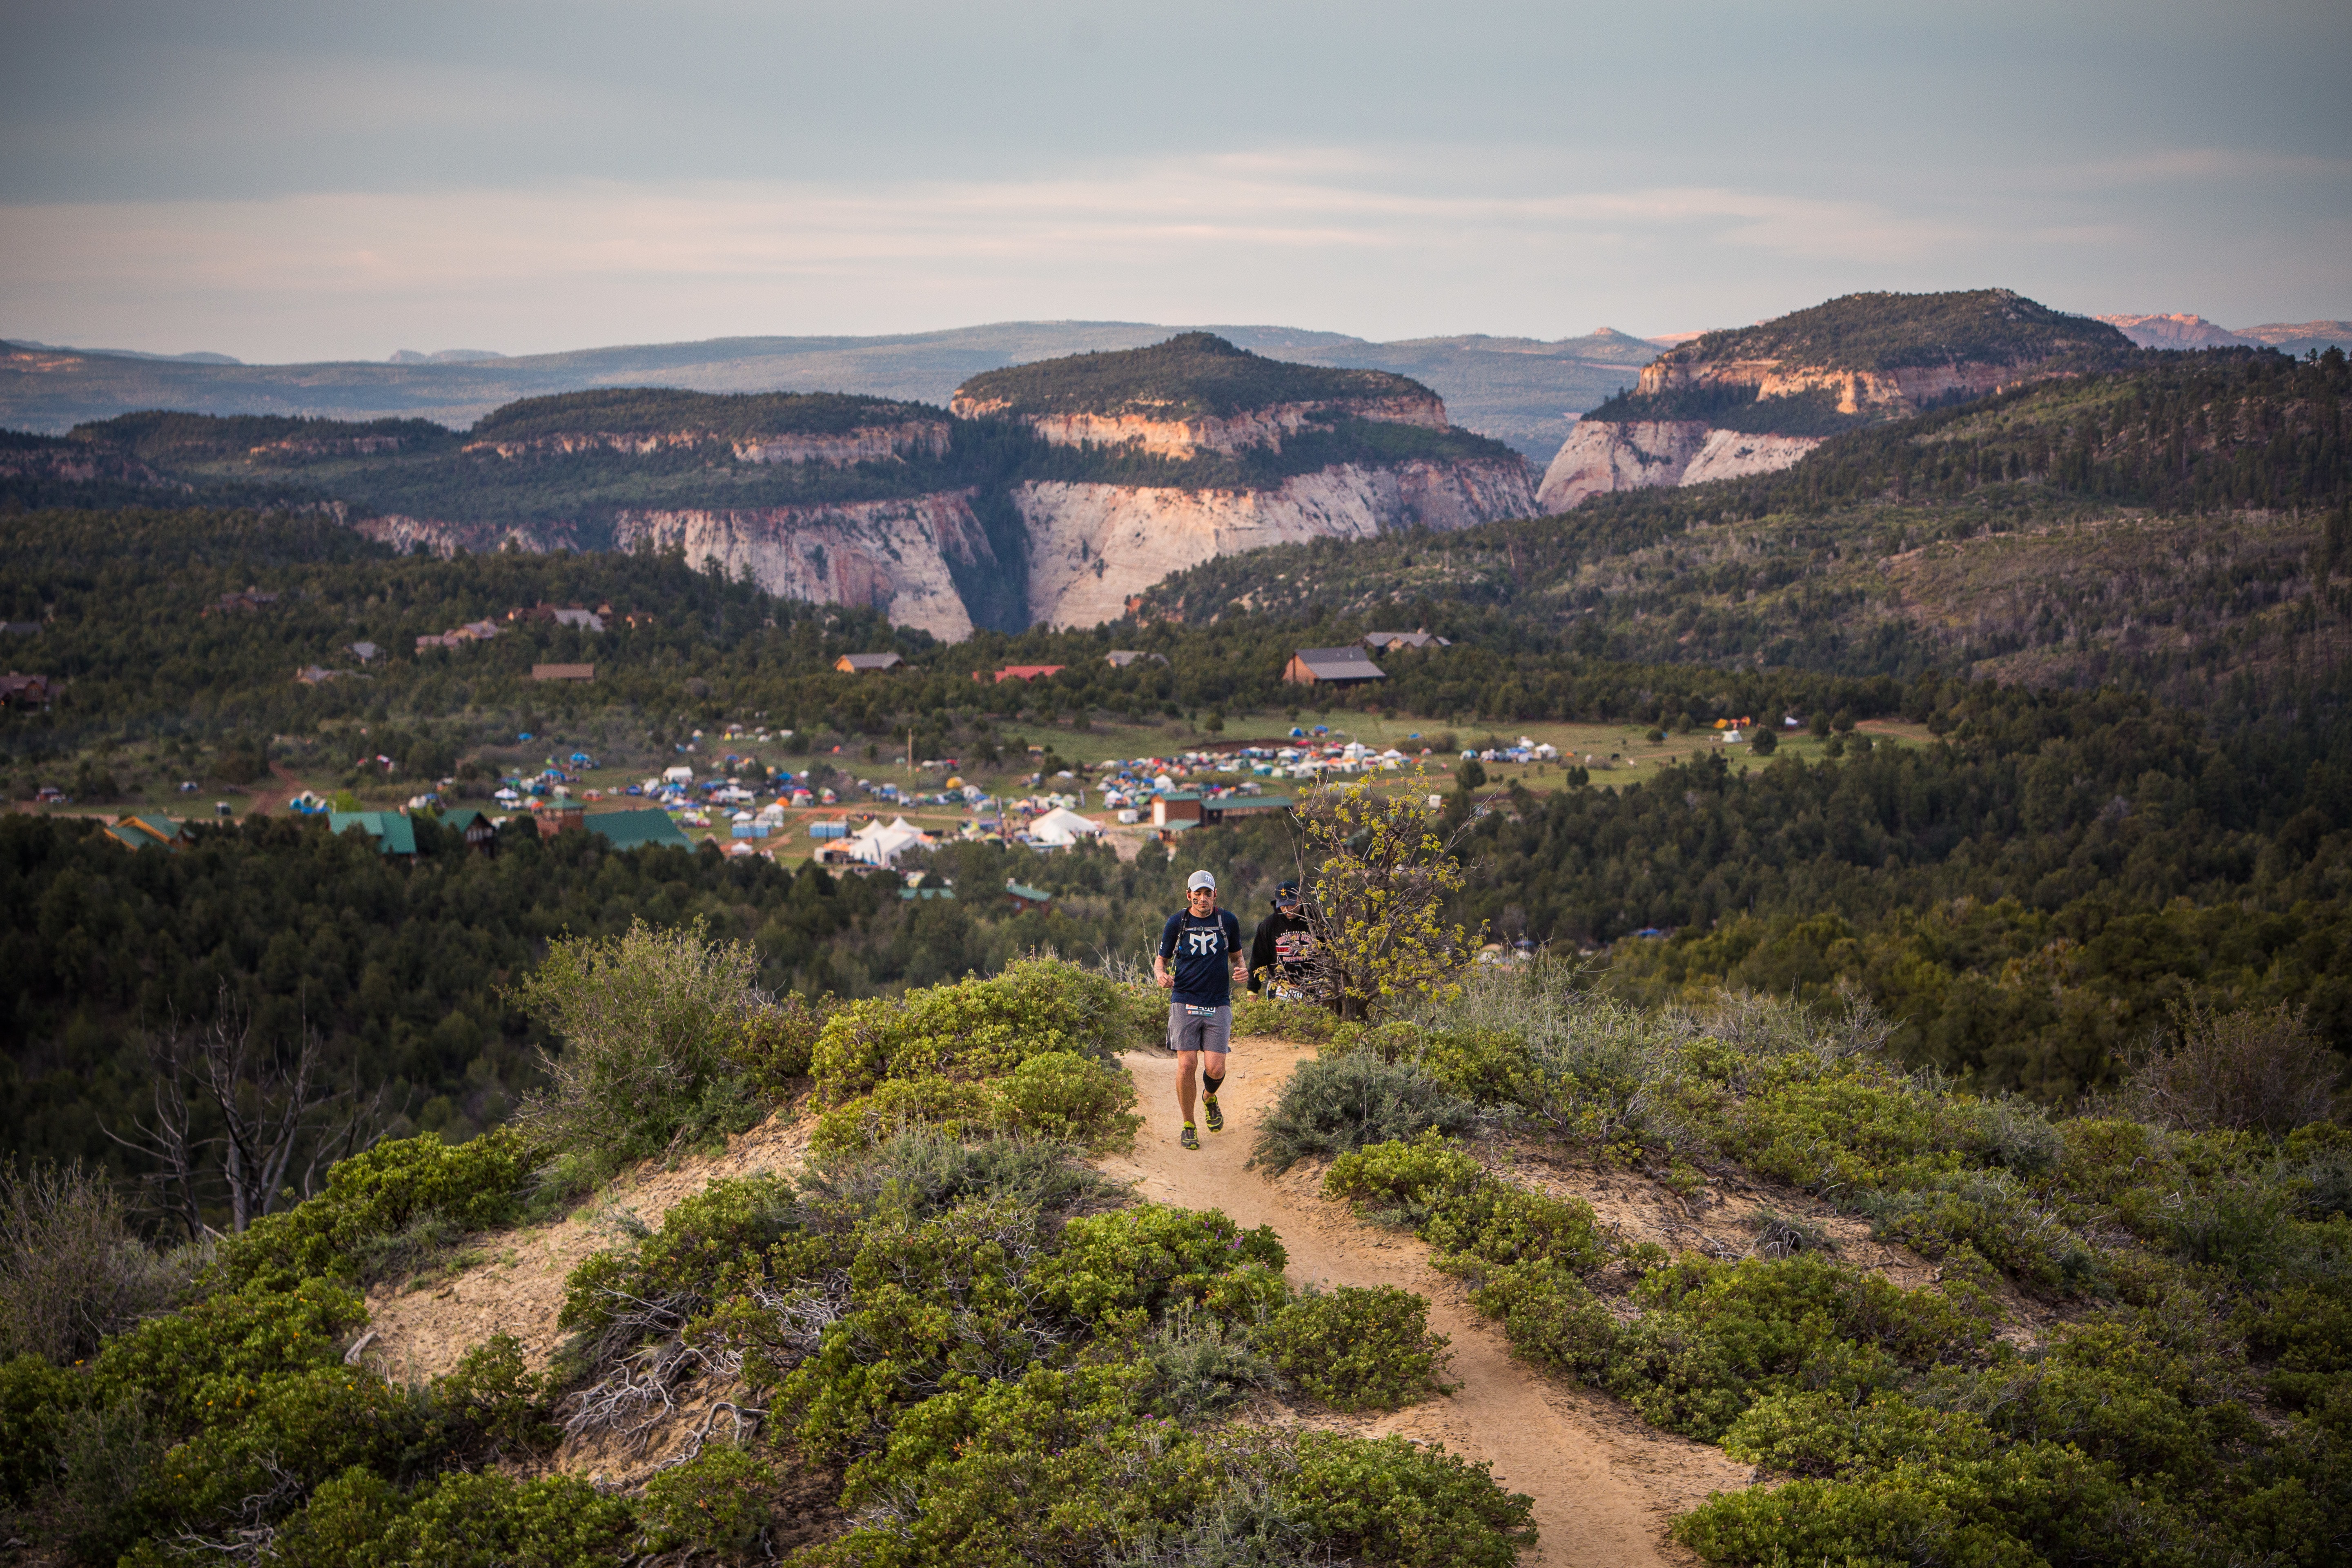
[4,336,242,365]
[387,348,508,364]
[0,321,1664,460]
[2097,312,2255,350]
[2230,320,2352,357]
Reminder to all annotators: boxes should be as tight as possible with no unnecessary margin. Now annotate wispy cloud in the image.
[0,144,2335,359]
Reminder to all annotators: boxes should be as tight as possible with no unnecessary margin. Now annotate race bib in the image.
[1185,1004,1220,1018]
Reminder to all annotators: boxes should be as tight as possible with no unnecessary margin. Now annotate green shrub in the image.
[1283,1431,1537,1568]
[1249,1052,1475,1174]
[813,1054,1141,1154]
[1864,1169,2098,1294]
[363,1469,635,1567]
[807,1363,1229,1566]
[0,1354,78,1508]
[1262,1286,1449,1412]
[89,1277,366,1426]
[810,1074,999,1154]
[1469,1261,1619,1383]
[435,1333,557,1457]
[1326,1133,1610,1278]
[1034,1204,1289,1326]
[811,955,1156,1100]
[1232,993,1336,1041]
[728,991,838,1095]
[1602,1255,1987,1442]
[780,1197,1069,1457]
[993,1051,1143,1148]
[265,1466,402,1568]
[1720,1388,1997,1479]
[209,1129,540,1290]
[637,1444,776,1554]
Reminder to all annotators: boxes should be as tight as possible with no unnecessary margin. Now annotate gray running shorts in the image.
[1167,1003,1233,1055]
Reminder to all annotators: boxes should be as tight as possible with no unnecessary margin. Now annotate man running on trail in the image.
[1248,880,1315,1001]
[1156,869,1246,1151]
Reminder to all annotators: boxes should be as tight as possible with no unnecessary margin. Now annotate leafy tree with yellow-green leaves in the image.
[1293,768,1486,1020]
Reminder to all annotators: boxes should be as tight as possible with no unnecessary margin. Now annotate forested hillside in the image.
[1136,346,2352,706]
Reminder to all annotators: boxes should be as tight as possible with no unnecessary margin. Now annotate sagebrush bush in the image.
[1249,1052,1475,1173]
[512,916,763,1161]
[1139,1303,1287,1420]
[0,1159,192,1363]
[2125,1000,2338,1137]
[1261,1285,1449,1412]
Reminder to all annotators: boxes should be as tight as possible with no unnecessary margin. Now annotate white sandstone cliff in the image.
[610,494,991,640]
[356,492,991,641]
[1535,420,1824,511]
[1018,458,1536,630]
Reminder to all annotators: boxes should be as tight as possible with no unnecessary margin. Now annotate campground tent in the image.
[1029,806,1104,847]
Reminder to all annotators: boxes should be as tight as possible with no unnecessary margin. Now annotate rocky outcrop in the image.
[1535,420,1825,511]
[1681,430,1825,487]
[1536,421,1711,511]
[354,491,991,639]
[1018,458,1535,629]
[953,393,1447,459]
[610,493,991,640]
[461,420,951,466]
[353,515,582,555]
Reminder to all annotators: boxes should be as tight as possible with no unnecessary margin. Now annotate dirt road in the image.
[1099,1042,1750,1568]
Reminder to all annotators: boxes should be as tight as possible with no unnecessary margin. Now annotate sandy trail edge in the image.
[1098,1042,1751,1568]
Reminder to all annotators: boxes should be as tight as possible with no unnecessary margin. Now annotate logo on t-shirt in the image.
[1185,927,1225,957]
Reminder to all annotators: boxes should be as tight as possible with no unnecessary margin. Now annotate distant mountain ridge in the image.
[8,338,1537,639]
[0,321,1664,462]
[1536,290,2138,511]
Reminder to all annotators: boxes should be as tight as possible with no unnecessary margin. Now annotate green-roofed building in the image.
[587,808,695,852]
[103,814,183,852]
[326,810,419,855]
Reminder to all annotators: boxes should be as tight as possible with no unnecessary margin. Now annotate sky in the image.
[2,0,2347,363]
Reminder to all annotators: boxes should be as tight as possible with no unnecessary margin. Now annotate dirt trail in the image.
[1098,1043,1751,1568]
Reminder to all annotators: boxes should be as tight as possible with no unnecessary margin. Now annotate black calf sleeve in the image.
[1203,1069,1225,1097]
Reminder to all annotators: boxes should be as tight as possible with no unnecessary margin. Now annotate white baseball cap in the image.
[1186,870,1217,892]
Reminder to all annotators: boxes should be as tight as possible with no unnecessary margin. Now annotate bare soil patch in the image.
[359,1109,814,1386]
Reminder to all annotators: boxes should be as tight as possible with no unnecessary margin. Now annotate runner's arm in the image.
[1247,916,1280,992]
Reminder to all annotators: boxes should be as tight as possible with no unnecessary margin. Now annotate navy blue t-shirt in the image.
[1160,908,1243,1006]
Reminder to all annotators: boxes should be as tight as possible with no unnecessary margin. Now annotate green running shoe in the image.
[1180,1123,1201,1151]
[1203,1098,1224,1134]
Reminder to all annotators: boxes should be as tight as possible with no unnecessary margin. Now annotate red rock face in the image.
[948,394,1448,459]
